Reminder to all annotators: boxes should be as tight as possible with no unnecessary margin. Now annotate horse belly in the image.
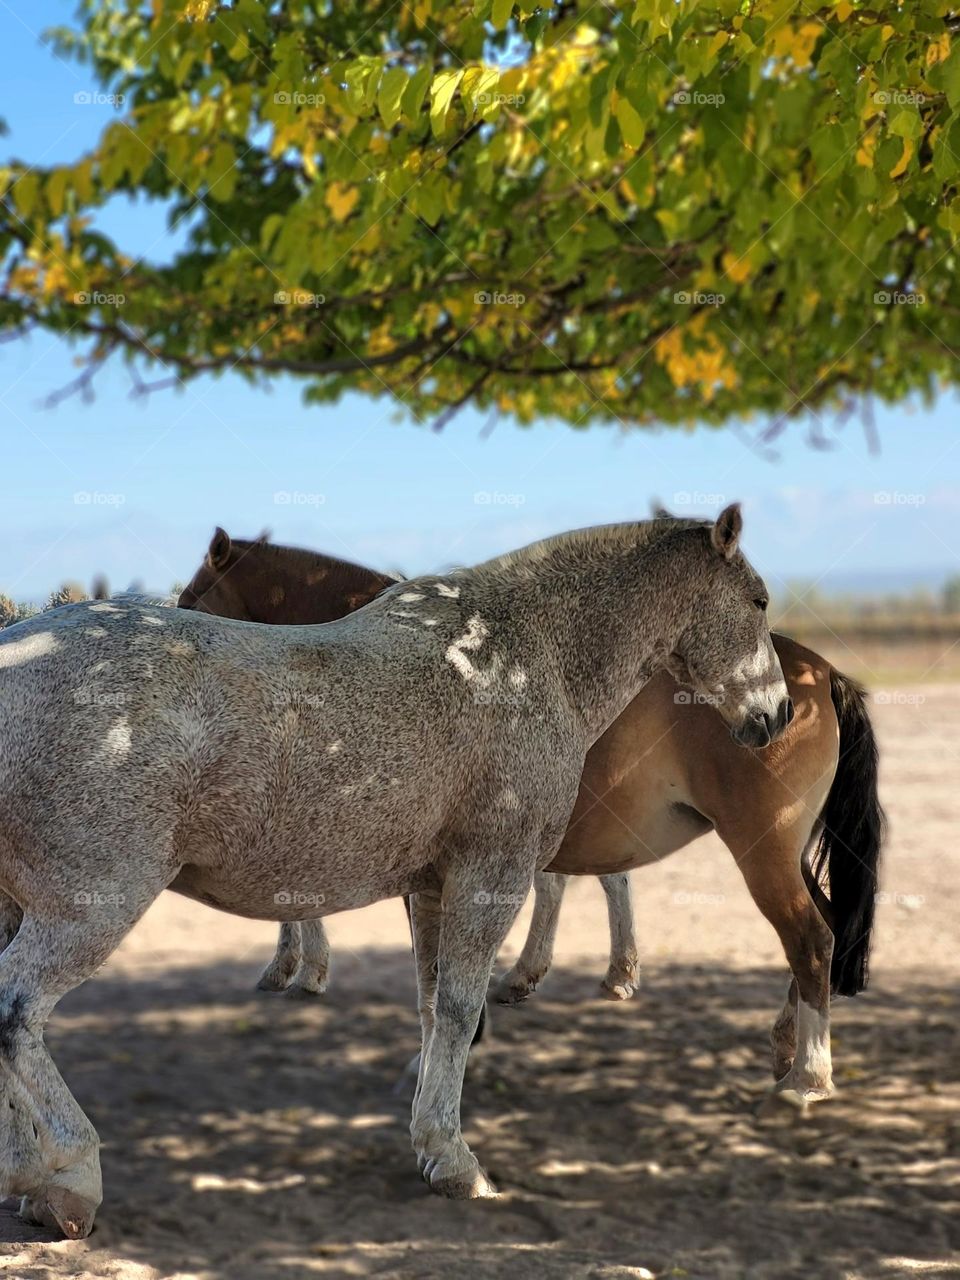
[547,769,711,875]
[169,852,429,921]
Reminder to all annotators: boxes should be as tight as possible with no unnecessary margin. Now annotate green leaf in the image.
[260,213,284,252]
[888,105,922,140]
[615,97,644,148]
[378,67,408,129]
[207,142,237,201]
[942,46,960,111]
[45,169,70,218]
[491,0,513,31]
[402,65,432,124]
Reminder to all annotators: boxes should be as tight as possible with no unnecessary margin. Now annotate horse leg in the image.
[599,872,640,1000]
[410,865,531,1198]
[771,977,799,1081]
[287,920,330,998]
[0,872,170,1238]
[408,890,442,1116]
[494,870,566,1005]
[403,894,491,1093]
[257,922,302,992]
[723,829,834,1102]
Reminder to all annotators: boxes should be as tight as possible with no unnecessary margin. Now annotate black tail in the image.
[811,669,886,997]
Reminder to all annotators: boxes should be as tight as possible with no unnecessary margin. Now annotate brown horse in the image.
[180,530,883,1100]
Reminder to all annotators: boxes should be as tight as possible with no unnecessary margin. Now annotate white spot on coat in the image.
[0,632,59,666]
[102,719,132,758]
[445,614,489,683]
[435,583,460,598]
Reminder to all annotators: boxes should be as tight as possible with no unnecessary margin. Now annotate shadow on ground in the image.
[1,950,958,1279]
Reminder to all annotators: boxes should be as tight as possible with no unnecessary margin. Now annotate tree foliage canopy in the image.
[2,0,960,429]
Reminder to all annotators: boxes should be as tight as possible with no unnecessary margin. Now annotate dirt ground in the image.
[2,685,958,1280]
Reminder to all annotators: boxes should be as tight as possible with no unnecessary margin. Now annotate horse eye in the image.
[754,597,768,611]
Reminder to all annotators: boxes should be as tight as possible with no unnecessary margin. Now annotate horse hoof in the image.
[423,1160,497,1199]
[21,1188,98,1239]
[494,973,537,1005]
[600,977,637,1001]
[283,980,326,999]
[256,971,293,993]
[771,1080,834,1108]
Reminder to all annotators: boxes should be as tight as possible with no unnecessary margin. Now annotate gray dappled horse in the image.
[182,527,882,1100]
[0,507,789,1236]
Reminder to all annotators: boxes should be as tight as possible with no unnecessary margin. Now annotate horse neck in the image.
[242,548,391,624]
[491,534,701,743]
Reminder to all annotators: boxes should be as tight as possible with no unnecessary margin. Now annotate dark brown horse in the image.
[180,529,884,1103]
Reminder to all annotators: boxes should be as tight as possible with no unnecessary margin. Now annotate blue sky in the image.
[1,1,958,601]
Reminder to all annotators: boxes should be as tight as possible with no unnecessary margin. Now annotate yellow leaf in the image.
[834,1,853,21]
[325,182,359,223]
[619,176,639,203]
[367,322,397,355]
[927,33,951,67]
[857,125,877,167]
[722,251,752,284]
[889,137,914,178]
[771,20,822,70]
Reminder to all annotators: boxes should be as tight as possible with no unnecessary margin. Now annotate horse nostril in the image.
[784,697,795,727]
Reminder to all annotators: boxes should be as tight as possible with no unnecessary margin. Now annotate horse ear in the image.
[207,527,232,570]
[710,503,742,560]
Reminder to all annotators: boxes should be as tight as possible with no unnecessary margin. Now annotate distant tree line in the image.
[774,576,960,631]
[0,579,184,627]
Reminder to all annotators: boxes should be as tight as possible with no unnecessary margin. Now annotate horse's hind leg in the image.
[771,978,799,1080]
[288,920,330,997]
[722,827,834,1102]
[257,922,302,992]
[494,870,566,1004]
[599,873,640,1000]
[0,868,173,1237]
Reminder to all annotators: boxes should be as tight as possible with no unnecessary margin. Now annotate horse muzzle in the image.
[731,695,794,749]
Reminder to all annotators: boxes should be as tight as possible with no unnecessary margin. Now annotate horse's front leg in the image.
[410,863,531,1199]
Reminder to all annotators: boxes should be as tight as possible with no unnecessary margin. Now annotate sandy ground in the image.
[1,685,958,1279]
